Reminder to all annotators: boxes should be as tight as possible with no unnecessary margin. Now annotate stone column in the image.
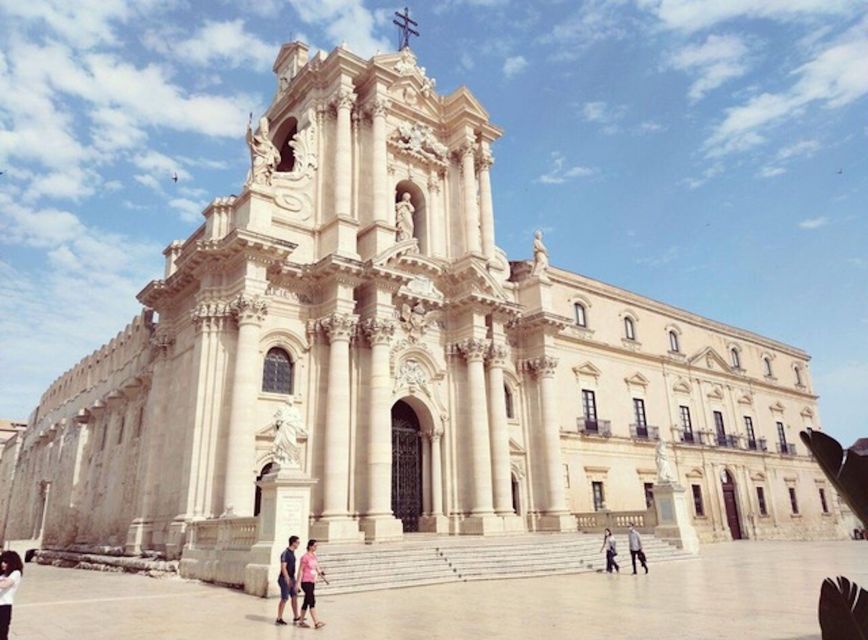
[430,431,444,516]
[333,88,356,219]
[223,294,267,516]
[477,147,495,260]
[460,145,481,254]
[529,356,576,531]
[486,343,513,516]
[427,172,444,257]
[359,318,403,541]
[370,98,390,223]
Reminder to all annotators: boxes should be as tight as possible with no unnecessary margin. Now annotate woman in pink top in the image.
[296,539,327,629]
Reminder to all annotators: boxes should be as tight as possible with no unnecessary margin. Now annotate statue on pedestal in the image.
[655,439,676,484]
[530,230,549,278]
[271,402,307,470]
[395,192,415,241]
[246,115,281,187]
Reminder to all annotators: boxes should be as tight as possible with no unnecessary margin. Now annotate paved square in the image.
[11,541,866,639]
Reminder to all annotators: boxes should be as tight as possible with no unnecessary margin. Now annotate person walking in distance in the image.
[600,528,619,574]
[628,522,648,574]
[276,535,301,625]
[296,539,328,629]
[0,551,23,640]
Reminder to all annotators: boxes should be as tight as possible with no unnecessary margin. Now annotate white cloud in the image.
[134,174,164,192]
[682,162,724,189]
[537,152,596,184]
[637,121,665,134]
[636,245,680,267]
[798,216,829,229]
[541,0,629,59]
[757,166,786,178]
[670,34,750,102]
[502,55,528,78]
[581,101,627,134]
[286,0,390,58]
[776,139,822,160]
[169,198,207,223]
[146,19,277,72]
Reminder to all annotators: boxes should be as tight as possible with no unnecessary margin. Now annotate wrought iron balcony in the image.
[576,417,611,437]
[629,423,660,440]
[777,442,797,456]
[715,434,740,449]
[676,428,700,444]
[746,437,768,452]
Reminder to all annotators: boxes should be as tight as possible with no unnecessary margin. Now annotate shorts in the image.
[277,575,297,600]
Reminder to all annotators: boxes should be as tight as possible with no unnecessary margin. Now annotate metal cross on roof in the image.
[393,7,419,50]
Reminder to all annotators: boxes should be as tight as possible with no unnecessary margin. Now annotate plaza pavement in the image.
[10,540,866,639]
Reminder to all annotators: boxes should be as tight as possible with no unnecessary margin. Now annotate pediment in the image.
[573,362,602,379]
[387,76,441,121]
[509,438,526,455]
[769,400,786,413]
[672,377,692,394]
[443,86,489,122]
[736,391,754,405]
[685,467,704,479]
[688,346,731,372]
[625,372,650,387]
[706,385,724,401]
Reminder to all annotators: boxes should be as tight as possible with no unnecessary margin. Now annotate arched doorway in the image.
[392,400,423,532]
[721,469,743,540]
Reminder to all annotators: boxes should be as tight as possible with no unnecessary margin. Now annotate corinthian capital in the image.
[526,355,558,378]
[331,87,357,111]
[361,317,396,346]
[318,313,358,343]
[365,96,391,118]
[229,294,268,326]
[192,300,231,332]
[476,147,494,172]
[486,342,510,368]
[457,338,488,363]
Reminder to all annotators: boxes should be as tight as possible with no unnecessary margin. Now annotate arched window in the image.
[669,330,680,353]
[730,348,741,369]
[504,385,515,420]
[763,357,773,377]
[624,317,636,341]
[262,347,293,394]
[574,303,587,328]
[794,366,803,386]
[274,117,298,173]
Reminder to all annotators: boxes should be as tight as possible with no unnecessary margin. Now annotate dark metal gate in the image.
[391,401,422,532]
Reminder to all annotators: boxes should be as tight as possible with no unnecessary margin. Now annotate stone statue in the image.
[271,402,307,469]
[396,192,415,241]
[246,115,281,187]
[655,439,676,484]
[530,230,549,277]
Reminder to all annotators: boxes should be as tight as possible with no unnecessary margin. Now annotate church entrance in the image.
[391,400,423,532]
[721,469,743,540]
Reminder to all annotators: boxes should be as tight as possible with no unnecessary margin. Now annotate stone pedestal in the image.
[124,518,153,555]
[358,516,404,542]
[418,514,449,533]
[459,514,504,535]
[244,468,317,597]
[652,482,700,554]
[535,513,578,533]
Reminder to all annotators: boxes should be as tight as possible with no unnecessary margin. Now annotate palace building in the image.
[0,41,844,560]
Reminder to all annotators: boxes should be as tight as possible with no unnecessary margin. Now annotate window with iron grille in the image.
[714,411,726,442]
[633,398,647,427]
[262,347,294,394]
[680,405,693,439]
[691,484,704,516]
[789,487,799,514]
[744,416,756,447]
[504,385,515,420]
[777,421,787,447]
[756,486,768,516]
[582,389,598,428]
[592,481,605,511]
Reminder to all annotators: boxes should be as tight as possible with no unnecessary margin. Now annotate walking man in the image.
[276,535,300,625]
[628,523,648,574]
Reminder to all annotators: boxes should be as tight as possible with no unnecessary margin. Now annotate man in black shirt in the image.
[276,535,300,625]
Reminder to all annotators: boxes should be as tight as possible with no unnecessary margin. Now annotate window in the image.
[624,317,636,341]
[713,411,726,445]
[135,406,144,438]
[563,464,571,488]
[744,416,756,449]
[819,488,829,513]
[777,421,787,447]
[730,347,741,369]
[582,389,598,430]
[574,303,587,327]
[100,421,108,450]
[592,481,605,511]
[680,405,693,441]
[691,484,705,517]
[633,398,648,436]
[117,415,125,444]
[669,330,680,353]
[756,486,768,516]
[789,487,799,514]
[794,366,803,386]
[763,357,773,377]
[262,347,293,394]
[644,482,655,509]
[504,385,515,420]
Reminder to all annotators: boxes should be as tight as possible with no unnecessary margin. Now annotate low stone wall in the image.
[179,517,258,588]
[574,509,657,534]
[36,549,177,577]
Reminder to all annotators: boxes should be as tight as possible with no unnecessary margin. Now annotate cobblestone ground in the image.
[10,540,867,639]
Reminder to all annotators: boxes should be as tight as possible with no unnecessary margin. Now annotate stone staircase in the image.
[316,532,694,595]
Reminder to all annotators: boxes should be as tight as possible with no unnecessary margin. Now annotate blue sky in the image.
[0,1,865,446]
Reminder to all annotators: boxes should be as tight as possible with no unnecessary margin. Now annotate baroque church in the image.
[0,41,844,561]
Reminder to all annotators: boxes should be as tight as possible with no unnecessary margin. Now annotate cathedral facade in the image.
[0,42,843,557]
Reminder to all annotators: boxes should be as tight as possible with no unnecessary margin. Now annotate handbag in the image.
[637,550,646,562]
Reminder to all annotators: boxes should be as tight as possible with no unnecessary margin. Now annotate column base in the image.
[534,513,577,533]
[309,518,365,543]
[124,518,153,555]
[459,514,505,535]
[499,513,527,534]
[164,517,189,560]
[418,514,449,534]
[358,516,405,542]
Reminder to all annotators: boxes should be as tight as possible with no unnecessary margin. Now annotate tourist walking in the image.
[296,539,328,629]
[276,535,300,626]
[0,551,23,640]
[600,528,619,573]
[628,523,648,574]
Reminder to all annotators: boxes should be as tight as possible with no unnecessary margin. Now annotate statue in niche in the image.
[271,402,307,469]
[245,115,281,187]
[530,230,549,277]
[655,439,676,484]
[395,192,415,242]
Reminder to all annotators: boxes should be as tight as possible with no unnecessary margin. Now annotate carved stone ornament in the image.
[399,302,436,342]
[405,275,443,300]
[476,148,494,172]
[457,338,489,363]
[655,439,676,484]
[331,87,356,111]
[394,359,428,393]
[229,294,268,325]
[191,300,231,331]
[530,230,550,280]
[271,402,307,470]
[318,313,358,343]
[366,97,391,119]
[245,116,281,187]
[264,284,313,305]
[361,317,396,346]
[527,355,559,378]
[487,343,510,367]
[149,327,175,355]
[391,121,448,163]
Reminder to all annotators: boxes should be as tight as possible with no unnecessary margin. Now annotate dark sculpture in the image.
[799,429,868,640]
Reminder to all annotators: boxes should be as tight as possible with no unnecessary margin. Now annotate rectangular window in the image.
[756,486,768,516]
[714,411,726,445]
[789,487,799,514]
[135,406,144,438]
[777,421,787,448]
[644,482,655,509]
[691,484,705,517]
[744,416,756,449]
[582,389,598,430]
[679,405,693,441]
[574,303,586,327]
[633,398,648,437]
[592,481,605,511]
[563,464,570,489]
[819,488,828,513]
[100,419,108,450]
[117,416,125,444]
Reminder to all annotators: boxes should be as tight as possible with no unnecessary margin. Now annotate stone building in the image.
[0,42,844,558]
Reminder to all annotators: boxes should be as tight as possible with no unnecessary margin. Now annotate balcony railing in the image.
[676,428,700,444]
[576,417,612,437]
[629,423,660,440]
[715,434,740,448]
[777,442,797,456]
[746,437,768,452]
